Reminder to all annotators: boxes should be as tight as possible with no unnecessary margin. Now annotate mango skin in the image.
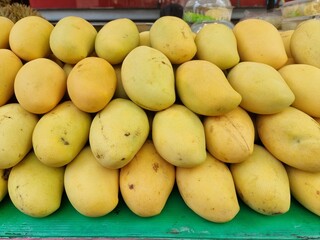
[0,16,14,49]
[230,144,290,216]
[256,106,320,172]
[149,16,196,64]
[32,101,92,167]
[152,104,207,168]
[233,18,288,69]
[0,103,39,169]
[227,61,295,114]
[64,146,119,217]
[89,98,149,169]
[203,106,255,163]
[176,152,239,223]
[121,45,175,111]
[8,151,65,218]
[176,60,242,116]
[278,64,320,118]
[120,140,175,217]
[286,165,320,216]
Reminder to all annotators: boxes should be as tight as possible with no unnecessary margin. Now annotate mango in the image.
[67,57,117,113]
[50,16,97,64]
[139,31,151,46]
[176,60,241,116]
[286,165,320,216]
[149,16,196,64]
[32,101,92,167]
[0,103,38,169]
[14,58,67,114]
[9,16,54,61]
[203,106,255,163]
[89,98,149,169]
[230,144,290,216]
[280,30,294,59]
[176,152,239,223]
[227,61,295,114]
[233,18,287,69]
[8,151,64,218]
[120,140,175,217]
[278,64,320,118]
[64,146,119,217]
[95,18,140,65]
[0,169,9,202]
[0,49,23,107]
[256,106,320,172]
[0,16,14,49]
[152,104,206,168]
[121,46,175,111]
[195,23,239,70]
[113,64,129,99]
[290,19,320,68]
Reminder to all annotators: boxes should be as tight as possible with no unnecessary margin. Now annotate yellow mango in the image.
[176,152,239,223]
[113,64,129,99]
[64,146,119,217]
[230,144,290,216]
[227,61,295,114]
[120,140,175,217]
[95,18,140,65]
[286,165,320,216]
[14,58,67,114]
[0,16,14,49]
[121,46,175,111]
[0,49,23,107]
[152,104,206,168]
[9,16,54,61]
[233,18,288,69]
[0,169,9,202]
[195,23,240,70]
[278,63,320,118]
[0,103,38,169]
[89,98,149,169]
[149,16,196,64]
[203,107,255,163]
[32,101,92,167]
[50,16,97,64]
[139,31,151,46]
[256,106,320,172]
[8,151,64,218]
[67,57,117,113]
[176,60,241,116]
[290,19,320,68]
[280,30,294,59]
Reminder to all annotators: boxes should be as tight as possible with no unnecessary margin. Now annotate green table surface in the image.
[0,186,319,239]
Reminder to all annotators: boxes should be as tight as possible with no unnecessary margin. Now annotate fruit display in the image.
[0,12,320,238]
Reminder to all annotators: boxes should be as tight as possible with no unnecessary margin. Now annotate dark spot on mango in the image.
[153,162,159,172]
[128,184,134,190]
[124,132,130,137]
[61,137,69,145]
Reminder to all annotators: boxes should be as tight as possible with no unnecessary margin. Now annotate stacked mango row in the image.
[0,14,319,222]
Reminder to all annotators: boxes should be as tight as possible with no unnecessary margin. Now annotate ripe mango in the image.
[278,63,320,118]
[64,146,119,217]
[233,18,288,69]
[0,103,39,169]
[8,151,64,218]
[14,58,67,114]
[149,16,196,64]
[203,106,255,163]
[50,16,97,64]
[0,16,14,49]
[286,165,320,216]
[121,46,175,111]
[89,98,149,169]
[95,18,140,65]
[9,16,54,61]
[256,106,320,172]
[176,60,241,116]
[227,61,295,114]
[176,152,239,223]
[32,101,92,167]
[195,23,239,70]
[152,104,206,168]
[230,144,290,216]
[120,140,175,217]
